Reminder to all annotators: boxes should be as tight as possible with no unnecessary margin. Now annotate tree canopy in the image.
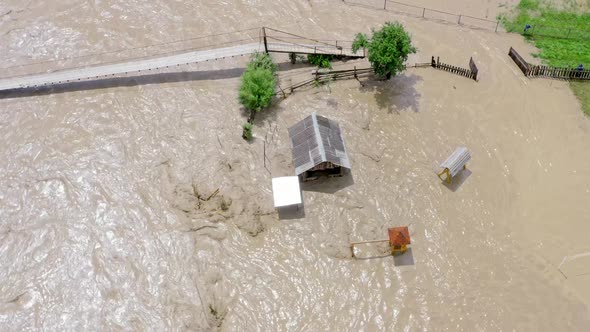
[239,52,276,122]
[352,22,416,79]
[246,52,278,73]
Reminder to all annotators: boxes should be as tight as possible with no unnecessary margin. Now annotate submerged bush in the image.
[307,54,334,68]
[247,52,277,73]
[242,122,253,140]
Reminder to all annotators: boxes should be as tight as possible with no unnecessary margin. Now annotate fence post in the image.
[422,8,425,18]
[458,15,462,25]
[263,140,266,168]
[567,28,571,38]
[262,27,268,53]
[384,0,387,10]
[495,21,499,32]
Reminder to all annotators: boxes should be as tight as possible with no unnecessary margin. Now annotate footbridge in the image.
[0,27,363,93]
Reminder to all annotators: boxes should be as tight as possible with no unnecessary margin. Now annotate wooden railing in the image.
[261,27,363,58]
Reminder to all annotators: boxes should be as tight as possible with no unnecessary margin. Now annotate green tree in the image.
[353,22,416,79]
[239,52,277,123]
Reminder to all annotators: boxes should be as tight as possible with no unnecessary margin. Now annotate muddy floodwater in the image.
[1,0,589,331]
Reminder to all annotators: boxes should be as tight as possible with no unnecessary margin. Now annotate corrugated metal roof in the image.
[388,227,411,246]
[288,112,351,175]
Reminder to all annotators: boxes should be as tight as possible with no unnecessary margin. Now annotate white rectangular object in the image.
[440,147,471,177]
[272,176,302,208]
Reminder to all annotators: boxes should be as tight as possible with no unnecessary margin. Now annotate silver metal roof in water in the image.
[288,112,351,176]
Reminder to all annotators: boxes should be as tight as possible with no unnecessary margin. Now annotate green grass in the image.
[571,82,590,116]
[499,0,590,115]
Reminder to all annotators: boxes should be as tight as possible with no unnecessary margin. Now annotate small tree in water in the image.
[239,52,277,123]
[242,122,253,140]
[352,22,416,79]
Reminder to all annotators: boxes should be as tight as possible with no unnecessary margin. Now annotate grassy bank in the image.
[499,0,590,115]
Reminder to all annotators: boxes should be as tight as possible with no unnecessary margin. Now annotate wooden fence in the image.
[529,65,590,80]
[344,0,500,32]
[524,24,590,42]
[431,56,478,81]
[469,58,479,81]
[278,59,479,97]
[508,47,531,75]
[276,66,374,97]
[313,67,373,80]
[508,47,590,80]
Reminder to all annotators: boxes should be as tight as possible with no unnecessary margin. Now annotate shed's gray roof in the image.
[288,113,351,175]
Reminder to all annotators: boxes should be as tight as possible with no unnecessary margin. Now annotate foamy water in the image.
[1,0,589,330]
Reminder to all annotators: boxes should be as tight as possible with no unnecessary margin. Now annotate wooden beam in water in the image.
[350,239,389,258]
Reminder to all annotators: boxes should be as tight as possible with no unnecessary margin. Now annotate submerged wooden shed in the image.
[288,113,351,181]
[388,226,411,254]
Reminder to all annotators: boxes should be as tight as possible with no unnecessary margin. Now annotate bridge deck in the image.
[0,41,364,92]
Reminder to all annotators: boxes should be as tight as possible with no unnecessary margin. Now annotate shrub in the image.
[247,52,277,73]
[352,33,369,52]
[242,122,253,140]
[307,54,334,68]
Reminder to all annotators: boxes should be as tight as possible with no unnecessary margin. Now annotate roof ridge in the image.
[311,112,327,162]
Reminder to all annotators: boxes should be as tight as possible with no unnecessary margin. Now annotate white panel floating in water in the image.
[438,146,471,183]
[272,176,302,208]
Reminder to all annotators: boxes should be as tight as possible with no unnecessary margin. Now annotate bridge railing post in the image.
[262,27,269,53]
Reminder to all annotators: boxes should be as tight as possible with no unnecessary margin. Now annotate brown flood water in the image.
[0,0,589,330]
